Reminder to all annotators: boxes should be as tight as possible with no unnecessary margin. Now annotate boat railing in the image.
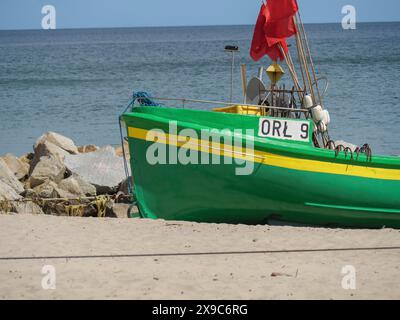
[134,96,311,115]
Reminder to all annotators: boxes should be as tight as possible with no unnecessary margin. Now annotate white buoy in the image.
[311,105,324,122]
[303,94,313,109]
[322,110,330,125]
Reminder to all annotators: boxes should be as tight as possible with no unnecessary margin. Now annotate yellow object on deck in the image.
[266,62,285,85]
[213,105,267,116]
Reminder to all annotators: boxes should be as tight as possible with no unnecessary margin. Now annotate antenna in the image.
[225,45,239,102]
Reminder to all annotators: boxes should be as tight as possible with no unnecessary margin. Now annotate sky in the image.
[0,0,399,30]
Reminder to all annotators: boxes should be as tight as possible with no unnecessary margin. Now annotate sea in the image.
[1,23,400,156]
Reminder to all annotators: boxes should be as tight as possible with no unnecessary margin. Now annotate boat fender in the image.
[311,104,324,122]
[322,110,330,125]
[303,94,314,109]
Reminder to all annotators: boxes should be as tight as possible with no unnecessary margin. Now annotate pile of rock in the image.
[0,132,133,218]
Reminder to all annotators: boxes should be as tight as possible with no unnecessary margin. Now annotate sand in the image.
[0,214,399,300]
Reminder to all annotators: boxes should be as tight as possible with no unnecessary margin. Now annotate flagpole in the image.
[278,43,301,90]
[296,12,323,107]
[294,15,316,104]
[277,44,304,103]
[286,48,305,102]
[294,21,307,94]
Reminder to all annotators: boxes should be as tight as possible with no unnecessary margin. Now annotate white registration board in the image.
[258,118,311,143]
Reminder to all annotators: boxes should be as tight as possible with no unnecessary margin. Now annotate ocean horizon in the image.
[1,20,400,32]
[1,22,400,156]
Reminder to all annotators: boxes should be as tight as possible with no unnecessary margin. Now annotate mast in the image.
[249,0,331,147]
[287,1,330,147]
[295,12,323,107]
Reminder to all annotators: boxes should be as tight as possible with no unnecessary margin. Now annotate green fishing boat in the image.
[120,0,400,228]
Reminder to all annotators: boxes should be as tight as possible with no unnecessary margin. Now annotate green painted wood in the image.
[122,106,400,229]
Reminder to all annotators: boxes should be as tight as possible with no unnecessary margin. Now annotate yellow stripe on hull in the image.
[128,127,400,181]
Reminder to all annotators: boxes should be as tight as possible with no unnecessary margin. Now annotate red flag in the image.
[264,0,298,48]
[250,0,298,62]
[250,4,270,62]
[265,0,298,22]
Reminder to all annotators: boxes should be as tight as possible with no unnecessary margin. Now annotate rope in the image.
[331,143,373,162]
[1,246,399,261]
[132,91,160,107]
[3,194,131,203]
[93,195,112,218]
[1,194,126,218]
[65,204,85,217]
[0,199,13,213]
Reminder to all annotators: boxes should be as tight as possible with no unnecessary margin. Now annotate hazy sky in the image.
[0,0,399,30]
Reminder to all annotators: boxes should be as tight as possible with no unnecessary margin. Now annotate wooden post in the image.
[240,64,247,104]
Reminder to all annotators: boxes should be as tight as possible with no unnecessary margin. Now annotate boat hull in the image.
[122,107,400,229]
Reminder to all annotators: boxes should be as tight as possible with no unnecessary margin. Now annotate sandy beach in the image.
[0,214,399,300]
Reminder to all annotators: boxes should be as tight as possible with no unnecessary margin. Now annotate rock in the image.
[33,180,59,198]
[78,145,99,153]
[31,141,69,172]
[35,132,79,154]
[118,176,133,195]
[23,179,32,190]
[0,158,24,194]
[83,203,98,217]
[29,156,66,189]
[64,146,126,194]
[21,188,37,198]
[13,201,44,215]
[33,176,92,200]
[19,153,34,166]
[0,180,22,201]
[54,187,76,200]
[112,203,132,218]
[96,185,116,195]
[115,140,130,159]
[0,153,29,180]
[58,175,96,197]
[50,203,68,216]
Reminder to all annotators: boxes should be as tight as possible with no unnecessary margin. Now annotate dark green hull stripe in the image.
[305,202,400,214]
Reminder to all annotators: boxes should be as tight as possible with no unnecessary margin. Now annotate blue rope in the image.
[132,91,160,107]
